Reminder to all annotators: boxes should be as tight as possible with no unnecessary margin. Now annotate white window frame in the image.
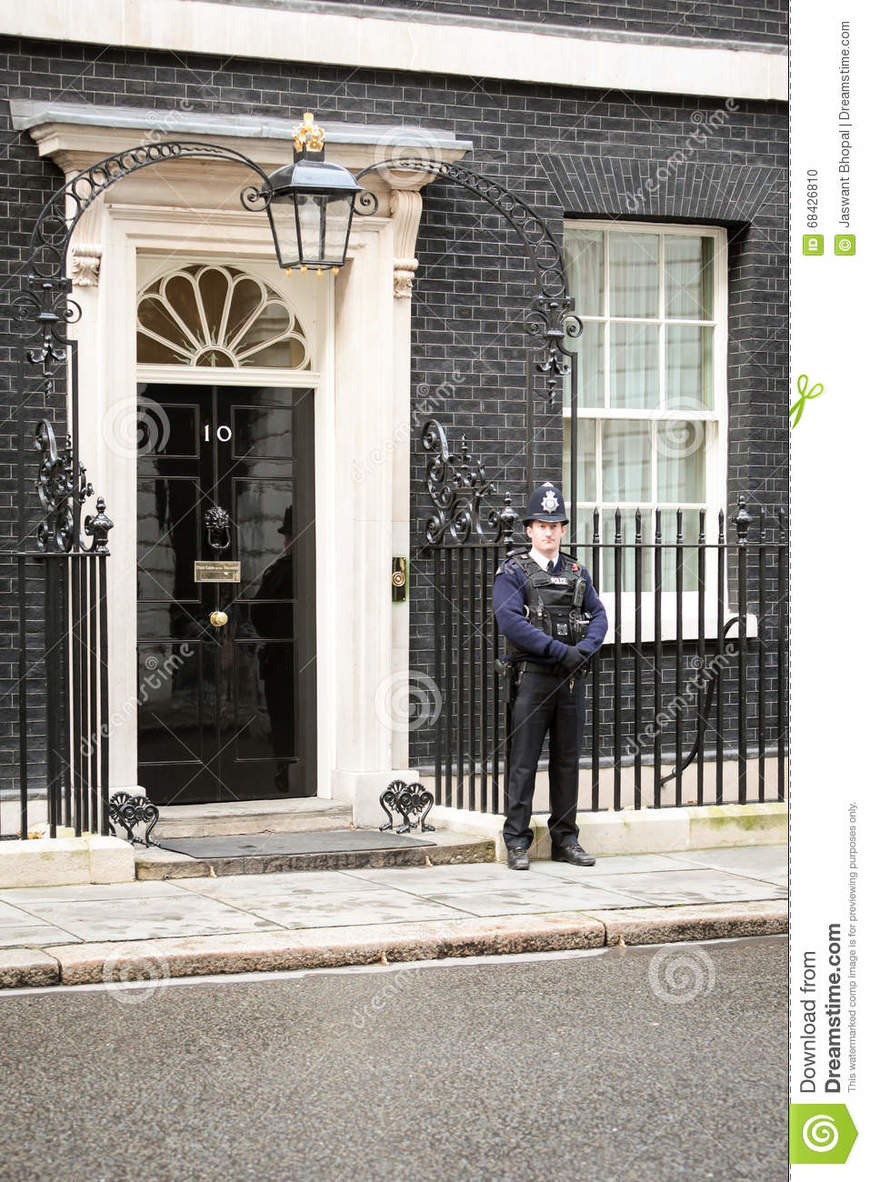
[561,219,752,642]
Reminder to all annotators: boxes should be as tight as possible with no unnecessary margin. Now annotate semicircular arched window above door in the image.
[137,264,310,369]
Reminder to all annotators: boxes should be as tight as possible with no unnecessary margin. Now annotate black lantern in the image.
[262,113,361,275]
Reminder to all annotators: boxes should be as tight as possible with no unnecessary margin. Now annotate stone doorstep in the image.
[135,831,495,880]
[430,801,788,860]
[0,835,135,890]
[153,797,354,839]
[0,901,788,989]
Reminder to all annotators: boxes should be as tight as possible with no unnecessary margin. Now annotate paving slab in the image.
[3,893,284,943]
[172,870,391,899]
[0,879,184,904]
[0,923,82,948]
[342,862,565,892]
[666,845,787,886]
[232,887,468,929]
[530,853,689,878]
[421,883,650,917]
[587,867,787,906]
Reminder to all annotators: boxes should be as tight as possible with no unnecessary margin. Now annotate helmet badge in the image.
[541,489,559,514]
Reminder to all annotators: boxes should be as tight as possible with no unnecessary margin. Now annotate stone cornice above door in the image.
[13,100,470,298]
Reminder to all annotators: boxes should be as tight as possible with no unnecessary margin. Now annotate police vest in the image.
[503,551,589,659]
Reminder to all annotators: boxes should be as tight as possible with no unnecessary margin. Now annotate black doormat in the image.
[158,830,436,859]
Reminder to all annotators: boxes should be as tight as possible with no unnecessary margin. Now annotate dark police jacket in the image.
[493,550,608,669]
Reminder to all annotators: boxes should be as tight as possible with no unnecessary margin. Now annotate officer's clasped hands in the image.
[559,645,587,675]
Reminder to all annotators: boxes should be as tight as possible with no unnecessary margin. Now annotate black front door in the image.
[136,383,316,805]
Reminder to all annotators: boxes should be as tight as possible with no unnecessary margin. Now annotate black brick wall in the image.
[285,0,788,44]
[0,34,787,792]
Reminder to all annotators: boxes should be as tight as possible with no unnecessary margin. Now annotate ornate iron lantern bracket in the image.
[354,157,583,404]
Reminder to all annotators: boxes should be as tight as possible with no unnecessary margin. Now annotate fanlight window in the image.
[137,264,309,369]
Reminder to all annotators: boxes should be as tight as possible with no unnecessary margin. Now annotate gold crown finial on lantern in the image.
[293,111,325,154]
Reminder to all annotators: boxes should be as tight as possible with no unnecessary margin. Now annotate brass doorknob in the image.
[209,610,229,627]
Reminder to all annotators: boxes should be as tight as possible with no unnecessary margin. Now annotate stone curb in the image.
[0,901,787,989]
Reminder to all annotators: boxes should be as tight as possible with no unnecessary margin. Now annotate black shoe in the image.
[506,846,530,870]
[551,842,596,867]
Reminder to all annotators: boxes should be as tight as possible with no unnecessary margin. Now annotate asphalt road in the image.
[0,936,786,1182]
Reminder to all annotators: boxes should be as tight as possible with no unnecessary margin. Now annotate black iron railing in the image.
[420,422,788,815]
[3,419,113,841]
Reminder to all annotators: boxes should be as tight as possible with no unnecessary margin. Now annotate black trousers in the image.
[503,669,587,852]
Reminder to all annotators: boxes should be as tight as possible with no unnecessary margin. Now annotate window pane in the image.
[665,235,713,319]
[137,265,308,369]
[656,420,707,503]
[563,321,604,408]
[198,267,232,342]
[665,325,713,409]
[602,420,652,502]
[562,416,596,505]
[611,324,659,409]
[569,508,596,555]
[658,510,702,592]
[601,508,653,594]
[609,233,658,318]
[564,228,604,316]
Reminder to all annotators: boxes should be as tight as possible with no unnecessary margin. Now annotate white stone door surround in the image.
[19,106,470,824]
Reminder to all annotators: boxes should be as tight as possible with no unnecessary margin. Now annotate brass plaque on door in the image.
[194,560,241,583]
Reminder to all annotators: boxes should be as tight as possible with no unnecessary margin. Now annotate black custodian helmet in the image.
[523,482,569,526]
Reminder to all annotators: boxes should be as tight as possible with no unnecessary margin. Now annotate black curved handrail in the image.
[355,156,583,400]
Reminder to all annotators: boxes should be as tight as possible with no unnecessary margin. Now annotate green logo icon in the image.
[834,234,856,255]
[789,1104,858,1164]
[803,235,824,255]
[790,373,824,429]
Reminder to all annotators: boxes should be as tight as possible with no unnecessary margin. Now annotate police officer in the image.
[493,482,608,870]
